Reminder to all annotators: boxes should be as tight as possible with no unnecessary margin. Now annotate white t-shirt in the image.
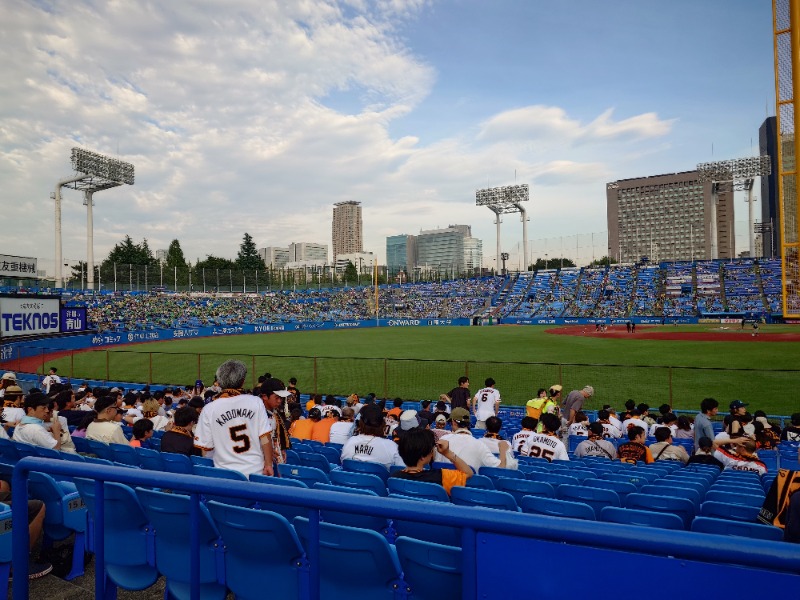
[600,422,622,439]
[2,407,25,426]
[436,430,501,472]
[321,405,342,418]
[520,432,570,461]
[86,420,129,445]
[195,394,272,476]
[42,374,62,393]
[473,387,501,421]
[328,421,355,446]
[479,437,518,470]
[622,418,649,436]
[13,422,58,449]
[608,415,623,430]
[341,434,404,470]
[649,423,678,438]
[568,422,589,437]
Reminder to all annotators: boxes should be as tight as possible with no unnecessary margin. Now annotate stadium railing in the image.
[12,458,800,600]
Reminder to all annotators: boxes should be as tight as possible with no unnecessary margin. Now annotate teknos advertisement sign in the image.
[0,298,60,338]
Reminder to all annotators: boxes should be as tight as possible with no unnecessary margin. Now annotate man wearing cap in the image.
[13,395,63,450]
[2,385,26,429]
[432,414,449,441]
[258,378,293,465]
[472,378,501,430]
[393,409,428,443]
[724,400,749,436]
[437,407,507,472]
[561,385,594,432]
[341,403,404,470]
[194,360,275,476]
[85,396,129,445]
[0,372,17,398]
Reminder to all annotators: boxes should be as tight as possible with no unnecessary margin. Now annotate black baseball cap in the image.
[259,378,291,398]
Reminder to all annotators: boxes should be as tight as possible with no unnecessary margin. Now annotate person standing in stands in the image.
[472,378,501,430]
[194,360,274,476]
[694,397,719,447]
[616,426,653,464]
[41,367,61,395]
[258,378,292,464]
[447,376,471,411]
[561,385,594,432]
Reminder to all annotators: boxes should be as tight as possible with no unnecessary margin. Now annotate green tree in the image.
[531,257,576,270]
[165,239,188,269]
[587,256,618,268]
[102,236,158,268]
[236,233,266,270]
[344,261,358,283]
[195,255,237,271]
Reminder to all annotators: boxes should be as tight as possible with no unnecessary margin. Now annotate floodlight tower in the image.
[476,184,530,273]
[696,156,771,259]
[53,148,135,289]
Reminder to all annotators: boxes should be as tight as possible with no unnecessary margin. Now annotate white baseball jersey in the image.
[568,422,589,437]
[1,407,25,426]
[600,422,622,439]
[473,387,501,421]
[713,448,768,477]
[512,430,537,455]
[194,393,272,476]
[649,423,678,438]
[520,432,570,462]
[341,434,404,470]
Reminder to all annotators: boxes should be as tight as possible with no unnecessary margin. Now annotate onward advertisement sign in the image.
[0,298,60,338]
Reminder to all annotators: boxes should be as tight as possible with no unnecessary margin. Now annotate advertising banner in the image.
[0,255,37,279]
[0,298,60,338]
[60,307,88,333]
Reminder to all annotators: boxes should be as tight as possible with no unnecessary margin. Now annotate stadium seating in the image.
[313,483,390,534]
[192,465,252,506]
[249,474,312,521]
[340,459,390,484]
[625,493,696,529]
[690,516,783,541]
[493,479,555,505]
[395,537,461,600]
[0,504,11,586]
[519,496,595,521]
[703,490,765,508]
[599,506,685,530]
[277,463,331,487]
[582,478,638,504]
[700,500,760,522]
[329,470,388,497]
[109,443,141,467]
[556,484,621,518]
[387,478,450,503]
[160,453,193,474]
[207,501,307,600]
[450,487,519,512]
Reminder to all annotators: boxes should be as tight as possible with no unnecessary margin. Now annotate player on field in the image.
[194,360,276,476]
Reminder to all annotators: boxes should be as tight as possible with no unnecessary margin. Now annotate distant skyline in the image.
[0,1,775,275]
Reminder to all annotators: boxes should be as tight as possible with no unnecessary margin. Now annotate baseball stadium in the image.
[4,3,800,600]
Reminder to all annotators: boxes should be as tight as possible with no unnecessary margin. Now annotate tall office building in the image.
[288,242,328,263]
[759,116,779,258]
[463,237,483,274]
[417,225,480,274]
[259,246,289,269]
[386,234,417,275]
[332,201,363,261]
[607,171,734,263]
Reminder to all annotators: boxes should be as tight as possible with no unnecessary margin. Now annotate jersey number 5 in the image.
[229,424,251,454]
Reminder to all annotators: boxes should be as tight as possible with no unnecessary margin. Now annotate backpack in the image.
[526,398,548,420]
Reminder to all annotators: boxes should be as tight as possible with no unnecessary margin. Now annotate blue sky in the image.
[0,0,776,273]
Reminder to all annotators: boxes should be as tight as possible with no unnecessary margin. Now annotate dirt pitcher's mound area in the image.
[545,325,800,342]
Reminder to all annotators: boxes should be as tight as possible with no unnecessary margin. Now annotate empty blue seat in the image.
[387,478,450,503]
[109,443,141,467]
[193,465,251,506]
[277,463,331,487]
[190,455,215,467]
[161,453,193,474]
[625,493,696,529]
[450,486,519,512]
[556,484,621,518]
[690,516,783,541]
[250,473,312,521]
[493,478,555,505]
[315,446,341,465]
[526,472,580,488]
[207,501,307,600]
[600,506,684,530]
[341,459,390,484]
[329,470,387,497]
[395,536,461,600]
[313,483,390,533]
[601,472,649,488]
[33,446,62,460]
[73,479,158,592]
[293,517,406,599]
[136,488,226,600]
[710,483,765,497]
[583,478,638,504]
[28,471,87,580]
[703,490,764,508]
[285,449,302,465]
[519,496,595,521]
[640,484,701,507]
[135,447,165,471]
[478,466,526,482]
[389,496,462,547]
[700,500,760,522]
[87,440,114,461]
[0,504,11,584]
[465,474,495,490]
[657,477,708,495]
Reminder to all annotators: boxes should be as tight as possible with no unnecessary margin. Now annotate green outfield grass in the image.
[41,324,800,416]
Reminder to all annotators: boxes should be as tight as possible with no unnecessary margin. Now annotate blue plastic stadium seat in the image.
[28,471,87,580]
[277,463,331,487]
[519,496,595,521]
[493,478,555,506]
[556,484,621,518]
[582,478,638,504]
[641,484,702,507]
[0,504,11,585]
[600,506,684,530]
[690,516,783,541]
[293,517,407,599]
[329,470,388,497]
[395,536,461,600]
[109,443,141,467]
[190,455,215,467]
[314,446,342,465]
[87,440,115,461]
[709,483,765,497]
[526,471,580,488]
[387,478,450,503]
[135,488,226,600]
[700,500,760,522]
[341,459,390,484]
[625,493,696,529]
[160,453,193,474]
[206,501,307,600]
[313,483,390,534]
[450,487,519,512]
[73,479,158,592]
[478,466,526,482]
[135,447,165,471]
[193,465,251,507]
[250,473,314,521]
[465,474,495,490]
[703,490,765,508]
[297,451,334,474]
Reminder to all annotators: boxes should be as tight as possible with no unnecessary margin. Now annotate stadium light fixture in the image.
[696,156,771,260]
[54,148,135,288]
[476,184,530,272]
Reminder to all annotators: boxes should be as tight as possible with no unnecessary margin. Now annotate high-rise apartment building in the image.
[332,201,363,261]
[607,171,734,263]
[416,225,481,274]
[288,242,328,263]
[259,246,289,269]
[386,234,417,275]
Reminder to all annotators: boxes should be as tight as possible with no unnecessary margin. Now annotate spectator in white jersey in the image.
[520,413,570,462]
[472,378,501,430]
[512,417,538,455]
[568,411,590,437]
[479,416,517,470]
[437,407,506,471]
[340,403,404,470]
[329,407,356,445]
[574,422,617,459]
[194,360,275,477]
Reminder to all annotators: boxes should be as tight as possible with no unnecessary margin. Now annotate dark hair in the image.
[153,390,165,401]
[188,397,205,410]
[574,411,588,423]
[485,416,503,434]
[662,413,677,425]
[658,404,671,415]
[393,398,403,408]
[753,410,767,419]
[420,400,431,409]
[676,415,692,431]
[540,413,560,434]
[792,412,800,426]
[654,427,672,442]
[588,422,604,437]
[458,376,469,385]
[521,416,538,430]
[536,388,547,397]
[624,400,636,411]
[313,394,323,405]
[627,425,645,440]
[396,428,435,467]
[132,419,154,439]
[308,408,322,421]
[637,403,649,414]
[54,390,73,411]
[698,436,713,450]
[700,398,719,414]
[485,378,495,387]
[290,408,302,422]
[597,409,610,421]
[76,411,97,431]
[173,406,198,427]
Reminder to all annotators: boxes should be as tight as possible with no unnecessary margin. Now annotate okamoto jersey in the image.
[521,432,569,462]
[195,393,272,476]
